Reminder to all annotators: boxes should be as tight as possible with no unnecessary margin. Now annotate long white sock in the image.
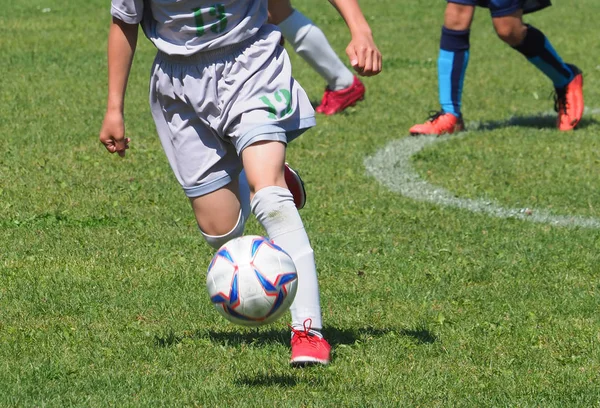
[279,9,354,91]
[251,186,323,330]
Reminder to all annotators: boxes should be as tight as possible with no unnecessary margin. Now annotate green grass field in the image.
[1,0,600,406]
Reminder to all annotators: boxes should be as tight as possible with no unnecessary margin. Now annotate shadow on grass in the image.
[234,373,299,387]
[398,327,438,344]
[154,325,438,388]
[154,325,438,348]
[468,113,598,132]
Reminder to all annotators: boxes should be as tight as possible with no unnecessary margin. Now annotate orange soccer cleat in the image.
[409,111,465,136]
[554,64,584,131]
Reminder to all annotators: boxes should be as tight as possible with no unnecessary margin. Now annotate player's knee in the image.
[200,211,246,249]
[444,3,474,31]
[495,24,526,46]
[493,17,527,46]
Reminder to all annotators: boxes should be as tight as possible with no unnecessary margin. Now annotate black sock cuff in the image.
[513,24,545,58]
[440,26,470,51]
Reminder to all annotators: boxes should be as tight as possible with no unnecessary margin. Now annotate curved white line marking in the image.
[364,108,600,229]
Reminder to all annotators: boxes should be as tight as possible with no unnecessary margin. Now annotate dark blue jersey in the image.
[521,0,552,14]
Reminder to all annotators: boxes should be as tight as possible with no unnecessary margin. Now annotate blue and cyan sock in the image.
[512,25,574,89]
[438,26,470,117]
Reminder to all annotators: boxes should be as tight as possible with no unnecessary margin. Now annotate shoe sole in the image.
[290,357,330,367]
[410,123,465,137]
[570,75,584,129]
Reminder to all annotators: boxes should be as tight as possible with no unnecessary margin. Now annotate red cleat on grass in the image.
[315,76,365,115]
[284,163,306,210]
[409,111,465,136]
[290,319,331,367]
[555,64,584,131]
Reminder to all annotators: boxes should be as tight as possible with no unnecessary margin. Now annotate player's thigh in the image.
[223,25,315,175]
[150,57,244,234]
[268,0,294,24]
[240,140,287,196]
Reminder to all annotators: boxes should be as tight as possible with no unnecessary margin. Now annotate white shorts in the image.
[149,24,316,198]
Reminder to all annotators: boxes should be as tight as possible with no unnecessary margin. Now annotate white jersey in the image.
[111,0,267,55]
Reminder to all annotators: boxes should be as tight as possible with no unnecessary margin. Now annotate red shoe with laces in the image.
[315,76,365,115]
[554,64,584,131]
[409,111,465,136]
[290,319,331,367]
[284,163,306,210]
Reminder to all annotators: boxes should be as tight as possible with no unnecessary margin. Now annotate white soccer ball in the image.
[206,235,298,327]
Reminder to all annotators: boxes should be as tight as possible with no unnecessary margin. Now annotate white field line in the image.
[364,107,600,229]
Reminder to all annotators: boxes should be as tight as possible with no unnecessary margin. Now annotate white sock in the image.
[200,210,246,250]
[279,9,354,91]
[251,186,323,329]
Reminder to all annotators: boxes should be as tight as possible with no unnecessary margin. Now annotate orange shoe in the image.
[554,64,584,131]
[409,111,465,136]
[315,76,365,115]
[290,319,331,367]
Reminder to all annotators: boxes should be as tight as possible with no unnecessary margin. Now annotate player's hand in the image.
[99,110,130,158]
[346,32,382,77]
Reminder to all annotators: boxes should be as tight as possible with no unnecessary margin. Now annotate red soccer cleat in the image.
[290,319,331,367]
[555,64,584,131]
[315,76,365,115]
[284,163,306,210]
[409,111,465,136]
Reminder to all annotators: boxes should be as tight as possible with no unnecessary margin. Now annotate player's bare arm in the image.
[328,0,381,76]
[99,17,138,158]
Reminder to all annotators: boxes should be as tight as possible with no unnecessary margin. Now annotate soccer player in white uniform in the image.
[268,0,372,115]
[100,0,381,366]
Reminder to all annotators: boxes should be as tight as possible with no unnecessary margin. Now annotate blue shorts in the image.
[448,0,551,17]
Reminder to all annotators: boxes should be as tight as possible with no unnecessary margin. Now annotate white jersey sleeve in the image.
[111,0,144,24]
[110,0,268,56]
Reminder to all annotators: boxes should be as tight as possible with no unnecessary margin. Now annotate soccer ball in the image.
[206,235,298,327]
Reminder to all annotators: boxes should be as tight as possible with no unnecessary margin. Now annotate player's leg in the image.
[226,25,329,365]
[268,0,364,115]
[152,115,248,249]
[410,1,473,136]
[190,180,248,249]
[241,140,330,366]
[491,8,583,130]
[148,51,251,250]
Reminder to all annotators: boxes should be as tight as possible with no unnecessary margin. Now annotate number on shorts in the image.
[192,4,228,37]
[260,90,292,120]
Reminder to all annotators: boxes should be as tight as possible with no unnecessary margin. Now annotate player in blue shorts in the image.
[410,0,584,135]
[99,0,380,367]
